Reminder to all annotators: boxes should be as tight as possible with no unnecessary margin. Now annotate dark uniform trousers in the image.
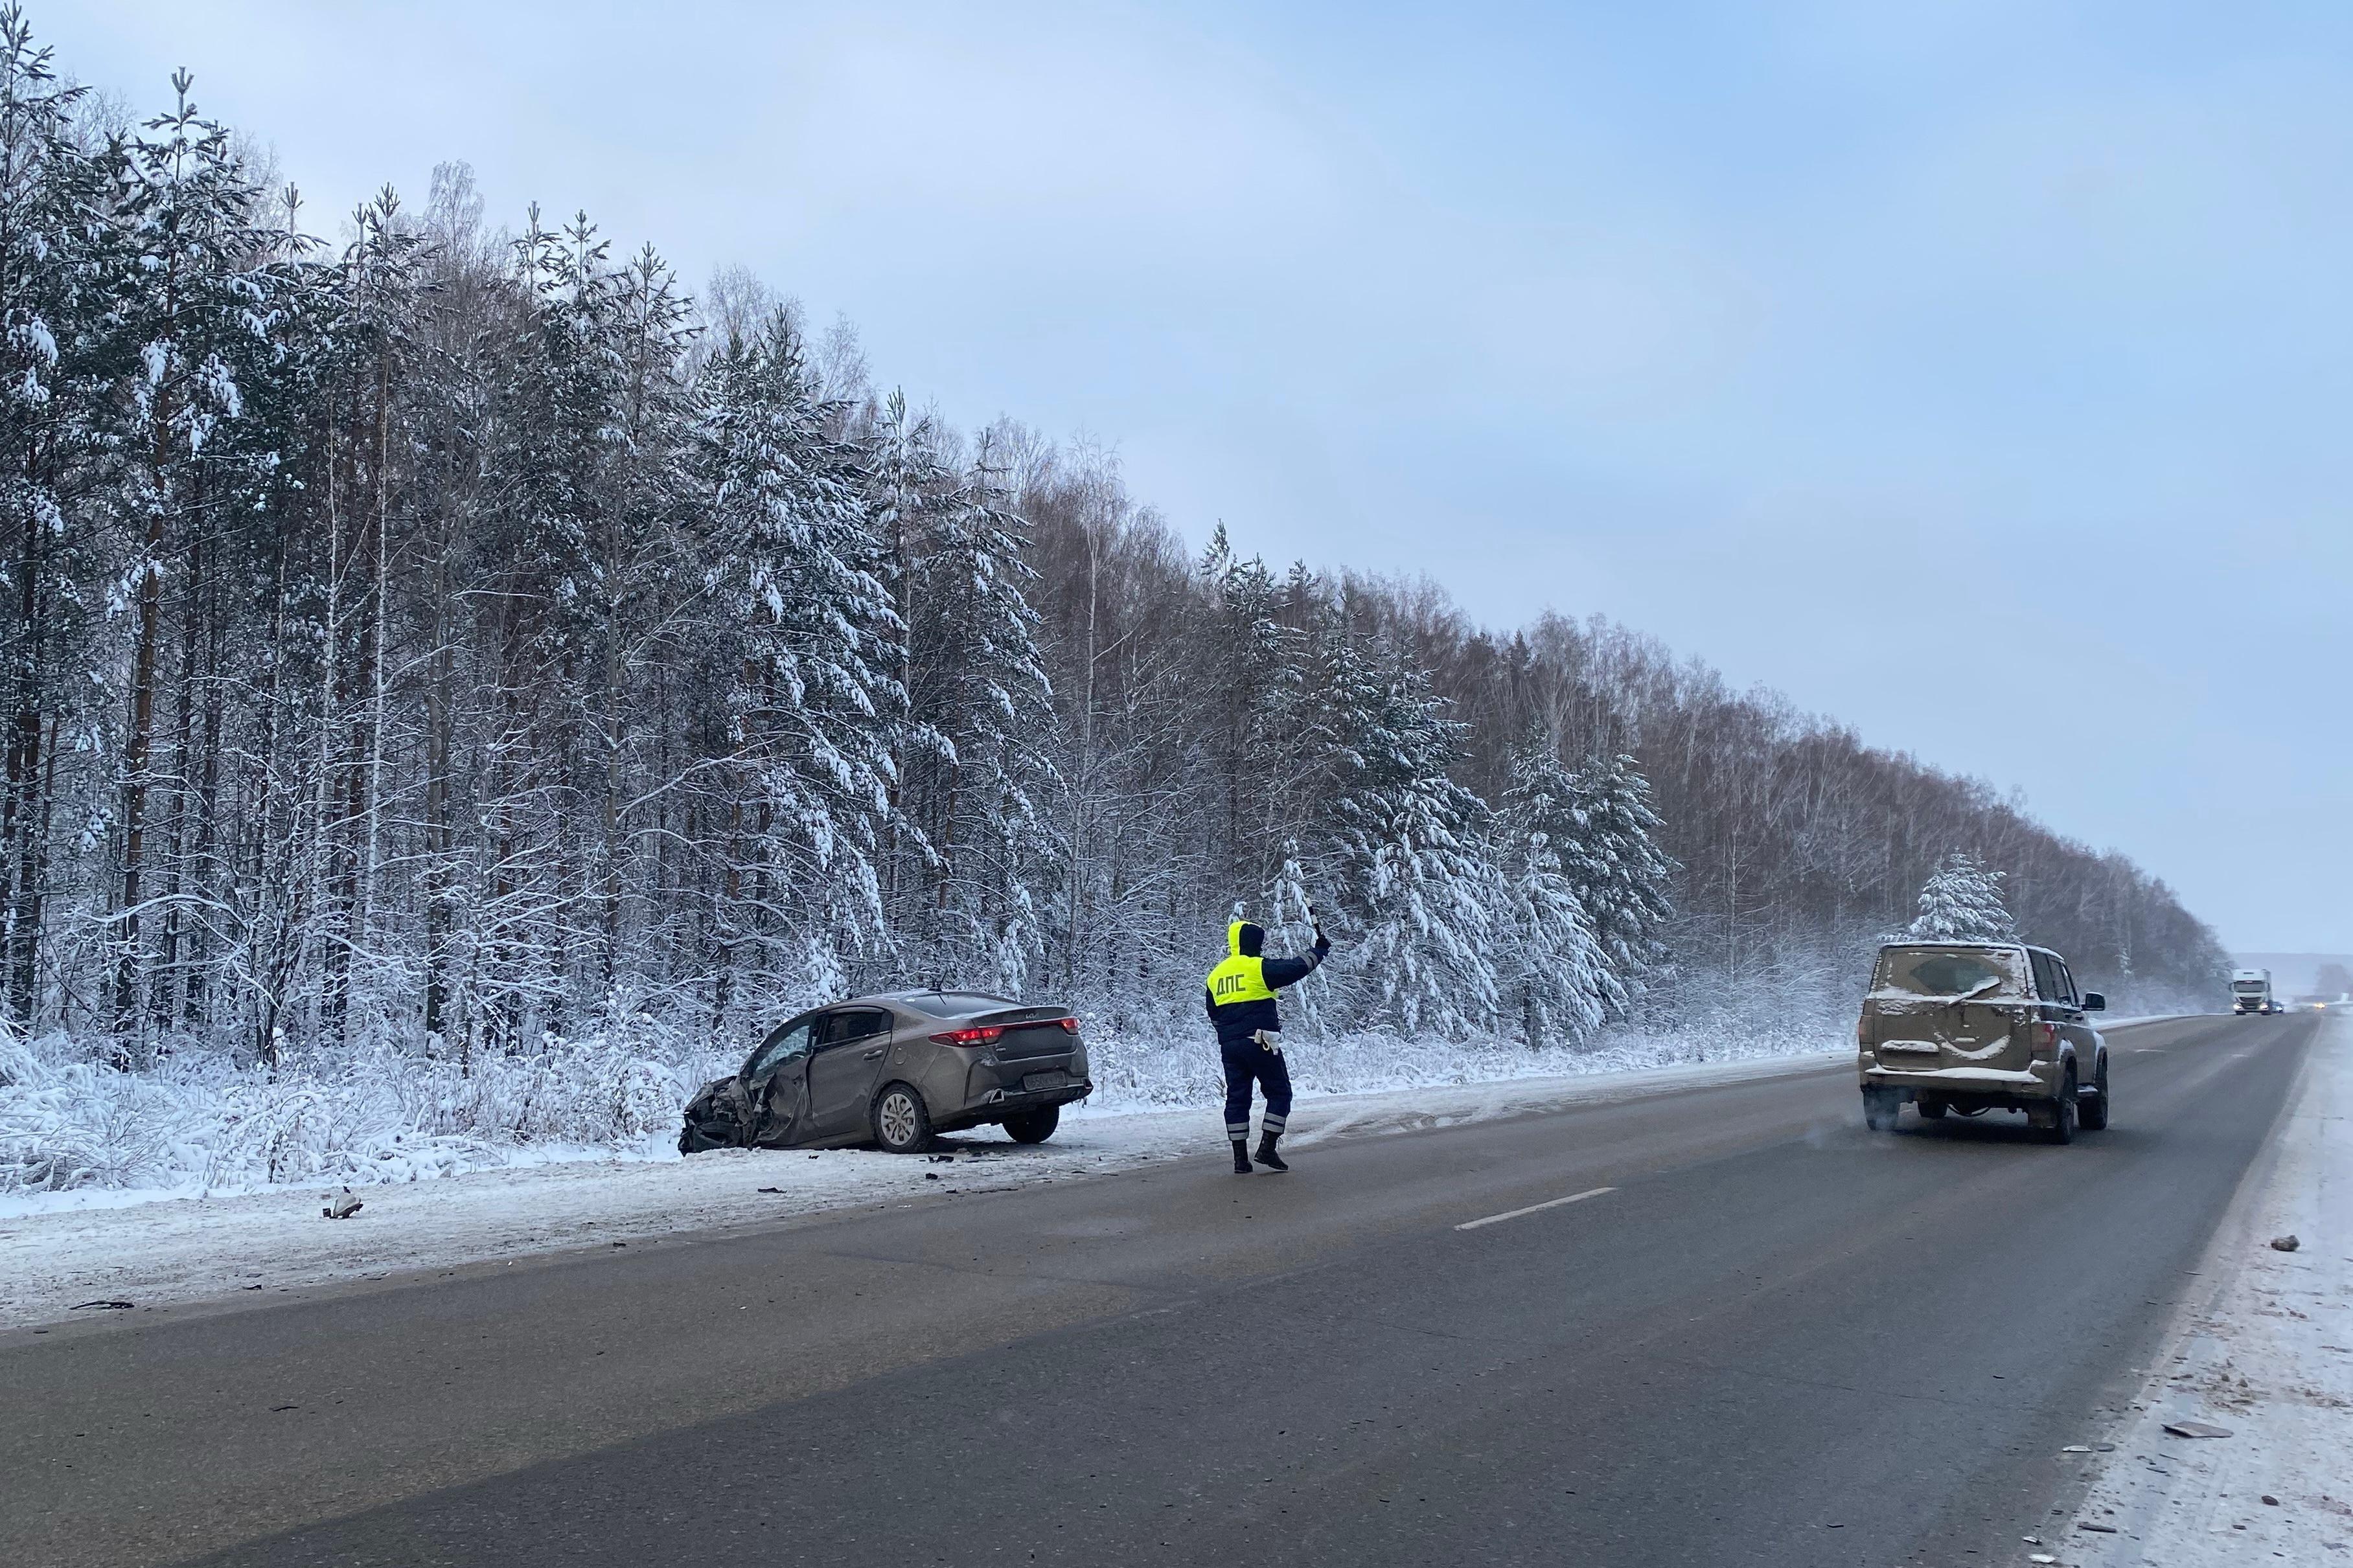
[1221,1037,1292,1142]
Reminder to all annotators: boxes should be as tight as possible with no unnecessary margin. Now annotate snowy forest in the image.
[0,13,2227,1188]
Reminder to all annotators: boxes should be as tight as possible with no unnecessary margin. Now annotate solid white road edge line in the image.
[1456,1187,1617,1231]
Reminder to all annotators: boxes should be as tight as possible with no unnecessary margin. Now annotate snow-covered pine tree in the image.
[1498,733,1578,846]
[864,387,949,935]
[1557,751,1675,1013]
[1903,850,2017,942]
[288,188,439,1052]
[472,209,697,1041]
[1264,837,1325,1038]
[1293,593,1380,1012]
[0,6,107,1022]
[1498,830,1613,1049]
[905,431,1058,995]
[1321,625,1498,1038]
[1202,545,1309,894]
[106,69,290,1053]
[696,308,902,1021]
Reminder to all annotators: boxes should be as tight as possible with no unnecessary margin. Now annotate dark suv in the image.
[680,990,1092,1155]
[1857,943,2109,1142]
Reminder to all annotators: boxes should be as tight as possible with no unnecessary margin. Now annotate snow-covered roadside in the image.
[2069,1014,2352,1565]
[0,1016,1841,1203]
[0,1048,1845,1331]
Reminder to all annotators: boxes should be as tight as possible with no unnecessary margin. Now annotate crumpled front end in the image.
[678,1076,752,1153]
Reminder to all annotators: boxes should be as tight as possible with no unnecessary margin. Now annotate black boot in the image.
[1254,1133,1289,1172]
[1231,1140,1252,1174]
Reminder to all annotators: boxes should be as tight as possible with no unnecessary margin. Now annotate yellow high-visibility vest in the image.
[1205,922,1278,1008]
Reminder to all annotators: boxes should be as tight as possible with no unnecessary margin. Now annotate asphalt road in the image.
[0,1012,2317,1568]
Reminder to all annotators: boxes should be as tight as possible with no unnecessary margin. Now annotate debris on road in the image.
[2061,1444,2092,1453]
[2268,1234,2300,1252]
[70,1299,133,1310]
[321,1188,363,1220]
[2262,1494,2279,1505]
[2159,1420,2233,1438]
[2077,1521,2117,1533]
[2029,1554,2058,1564]
[756,1187,783,1194]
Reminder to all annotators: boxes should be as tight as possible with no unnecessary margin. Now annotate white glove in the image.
[1253,1029,1283,1054]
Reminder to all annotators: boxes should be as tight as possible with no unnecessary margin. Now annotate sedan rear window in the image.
[894,991,1018,1018]
[1874,948,2027,1000]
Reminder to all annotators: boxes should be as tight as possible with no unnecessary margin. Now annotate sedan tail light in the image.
[930,1025,1005,1047]
[1056,1016,1080,1033]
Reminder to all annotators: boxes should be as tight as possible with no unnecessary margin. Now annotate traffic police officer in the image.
[1204,915,1331,1172]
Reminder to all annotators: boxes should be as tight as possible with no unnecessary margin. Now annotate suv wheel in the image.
[871,1082,935,1154]
[2034,1067,2078,1145]
[1862,1088,1903,1132]
[1002,1106,1061,1144]
[2078,1054,2111,1131]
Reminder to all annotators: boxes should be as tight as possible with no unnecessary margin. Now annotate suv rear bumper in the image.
[1860,1059,2060,1102]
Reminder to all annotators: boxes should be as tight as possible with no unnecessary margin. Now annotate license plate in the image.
[1022,1070,1069,1092]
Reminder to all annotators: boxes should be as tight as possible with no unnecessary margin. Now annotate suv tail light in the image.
[2034,1021,2058,1050]
[931,1025,1005,1047]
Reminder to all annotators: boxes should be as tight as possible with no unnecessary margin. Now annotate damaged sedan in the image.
[679,991,1092,1155]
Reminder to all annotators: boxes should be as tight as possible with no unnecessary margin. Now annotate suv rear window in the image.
[1874,948,2027,999]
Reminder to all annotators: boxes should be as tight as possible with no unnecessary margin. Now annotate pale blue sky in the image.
[44,1,2353,951]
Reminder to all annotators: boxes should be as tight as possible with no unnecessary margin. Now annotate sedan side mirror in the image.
[2080,992,2106,1012]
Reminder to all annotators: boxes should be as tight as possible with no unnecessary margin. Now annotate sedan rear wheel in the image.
[871,1082,934,1154]
[1002,1106,1060,1144]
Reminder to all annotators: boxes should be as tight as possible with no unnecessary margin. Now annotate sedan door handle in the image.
[861,1048,885,1060]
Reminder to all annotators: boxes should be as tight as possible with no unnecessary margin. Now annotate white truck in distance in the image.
[2231,968,2276,1016]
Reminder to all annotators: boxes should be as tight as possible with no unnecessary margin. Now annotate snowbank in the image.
[0,1012,1830,1203]
[0,1022,735,1199]
[0,1047,1846,1330]
[2069,1014,2352,1563]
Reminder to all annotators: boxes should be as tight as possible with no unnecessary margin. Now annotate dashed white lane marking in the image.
[1456,1187,1617,1232]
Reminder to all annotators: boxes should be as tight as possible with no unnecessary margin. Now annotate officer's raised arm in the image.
[1259,926,1331,990]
